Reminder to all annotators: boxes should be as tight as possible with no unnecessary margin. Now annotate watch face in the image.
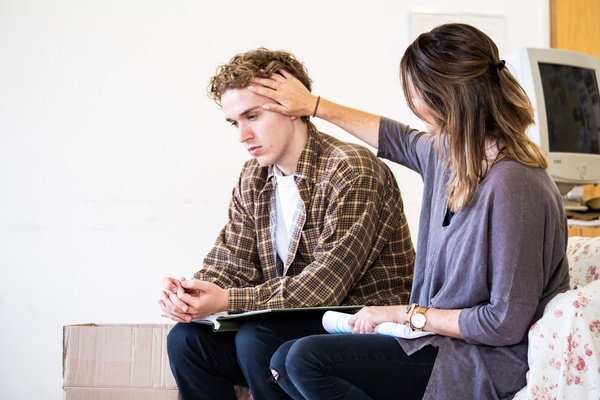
[412,313,426,329]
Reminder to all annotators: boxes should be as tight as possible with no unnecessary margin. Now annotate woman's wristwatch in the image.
[405,303,430,331]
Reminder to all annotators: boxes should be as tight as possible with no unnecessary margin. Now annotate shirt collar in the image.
[292,122,320,183]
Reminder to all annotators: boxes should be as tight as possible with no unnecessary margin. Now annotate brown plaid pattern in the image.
[195,123,415,313]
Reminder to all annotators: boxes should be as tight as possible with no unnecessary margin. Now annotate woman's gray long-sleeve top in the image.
[378,117,570,400]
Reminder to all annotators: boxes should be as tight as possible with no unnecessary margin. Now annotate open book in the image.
[193,305,363,332]
[322,310,435,339]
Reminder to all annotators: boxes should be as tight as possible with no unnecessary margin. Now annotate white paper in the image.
[322,311,435,339]
[193,311,228,330]
[322,310,354,333]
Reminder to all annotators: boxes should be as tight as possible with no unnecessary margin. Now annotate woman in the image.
[248,24,570,399]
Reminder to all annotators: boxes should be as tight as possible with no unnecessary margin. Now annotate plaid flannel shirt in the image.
[195,123,415,313]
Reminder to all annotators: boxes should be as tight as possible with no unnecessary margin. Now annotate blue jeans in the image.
[270,334,438,400]
[166,314,327,400]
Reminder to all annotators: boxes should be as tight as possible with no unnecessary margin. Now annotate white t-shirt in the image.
[274,166,301,263]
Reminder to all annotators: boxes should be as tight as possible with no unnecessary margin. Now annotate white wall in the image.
[0,1,549,398]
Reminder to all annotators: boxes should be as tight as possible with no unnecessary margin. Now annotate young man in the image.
[158,48,414,400]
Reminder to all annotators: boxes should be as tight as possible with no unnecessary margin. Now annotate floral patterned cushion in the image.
[567,236,600,289]
[513,236,600,399]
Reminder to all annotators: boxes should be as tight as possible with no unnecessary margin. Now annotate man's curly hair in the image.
[208,47,313,123]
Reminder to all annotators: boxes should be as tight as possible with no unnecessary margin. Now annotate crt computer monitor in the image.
[503,47,600,196]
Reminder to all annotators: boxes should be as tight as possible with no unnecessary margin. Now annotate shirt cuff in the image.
[227,287,256,313]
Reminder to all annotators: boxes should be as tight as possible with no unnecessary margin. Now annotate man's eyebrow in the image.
[225,105,261,122]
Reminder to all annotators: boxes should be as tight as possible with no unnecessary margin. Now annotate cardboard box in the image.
[63,388,180,400]
[63,323,179,400]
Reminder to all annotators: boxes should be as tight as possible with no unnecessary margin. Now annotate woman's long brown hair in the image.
[401,23,547,211]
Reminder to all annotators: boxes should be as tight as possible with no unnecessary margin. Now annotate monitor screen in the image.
[539,62,600,155]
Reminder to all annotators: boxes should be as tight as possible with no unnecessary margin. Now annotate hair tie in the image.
[496,60,506,71]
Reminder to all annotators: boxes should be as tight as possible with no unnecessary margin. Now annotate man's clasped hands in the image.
[158,277,229,323]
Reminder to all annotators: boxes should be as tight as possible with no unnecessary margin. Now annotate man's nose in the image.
[238,123,253,143]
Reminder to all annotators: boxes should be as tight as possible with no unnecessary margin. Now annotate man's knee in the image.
[167,322,219,361]
[167,323,241,377]
[167,323,195,359]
